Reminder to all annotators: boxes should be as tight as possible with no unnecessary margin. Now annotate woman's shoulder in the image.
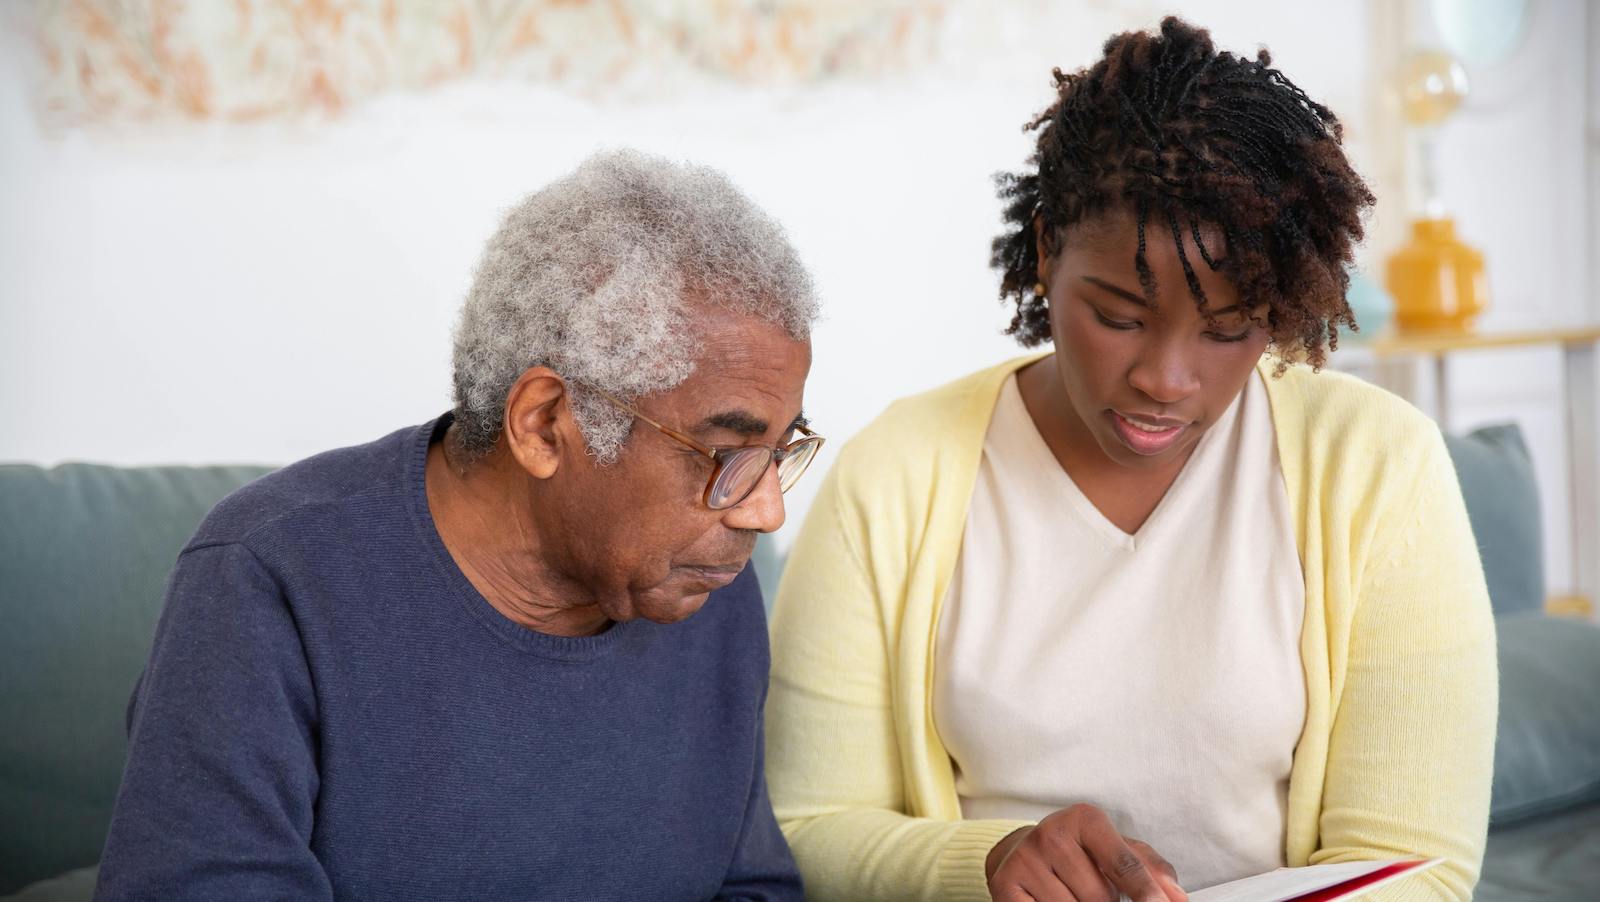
[1262,358,1449,493]
[1267,359,1435,434]
[832,354,1042,479]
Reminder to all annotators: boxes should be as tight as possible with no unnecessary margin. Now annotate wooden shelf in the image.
[1547,594,1596,619]
[1362,325,1600,356]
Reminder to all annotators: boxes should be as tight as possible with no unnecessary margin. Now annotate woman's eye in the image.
[1207,329,1253,343]
[1093,309,1140,331]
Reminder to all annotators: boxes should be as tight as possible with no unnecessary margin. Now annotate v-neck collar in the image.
[996,372,1246,551]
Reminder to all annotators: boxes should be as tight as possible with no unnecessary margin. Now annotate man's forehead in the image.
[653,306,810,433]
[656,369,805,436]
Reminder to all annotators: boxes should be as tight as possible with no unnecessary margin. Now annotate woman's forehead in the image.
[1062,205,1228,262]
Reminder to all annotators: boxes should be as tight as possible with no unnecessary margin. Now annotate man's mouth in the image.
[675,563,746,586]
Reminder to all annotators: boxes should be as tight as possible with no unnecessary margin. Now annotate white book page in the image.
[1187,858,1443,902]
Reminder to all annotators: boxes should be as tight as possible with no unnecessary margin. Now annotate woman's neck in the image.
[1015,355,1193,534]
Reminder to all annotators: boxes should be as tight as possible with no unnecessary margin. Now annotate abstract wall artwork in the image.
[29,0,957,123]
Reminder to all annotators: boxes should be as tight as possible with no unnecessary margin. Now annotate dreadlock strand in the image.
[1167,205,1207,309]
[1189,214,1220,271]
[1134,197,1157,301]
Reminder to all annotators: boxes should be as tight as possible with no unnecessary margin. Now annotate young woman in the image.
[765,18,1495,902]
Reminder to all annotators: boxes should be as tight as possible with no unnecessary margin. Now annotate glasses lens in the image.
[776,437,822,493]
[706,448,773,510]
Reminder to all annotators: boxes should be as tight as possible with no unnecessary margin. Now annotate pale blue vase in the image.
[1343,271,1393,343]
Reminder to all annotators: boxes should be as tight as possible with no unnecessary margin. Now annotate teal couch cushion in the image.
[1477,801,1600,899]
[1490,614,1600,827]
[1,867,98,902]
[0,463,270,895]
[1443,424,1544,616]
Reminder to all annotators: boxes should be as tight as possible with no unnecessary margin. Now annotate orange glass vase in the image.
[1385,217,1488,331]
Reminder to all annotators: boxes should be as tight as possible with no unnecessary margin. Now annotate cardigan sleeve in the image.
[765,464,1029,902]
[1308,426,1498,900]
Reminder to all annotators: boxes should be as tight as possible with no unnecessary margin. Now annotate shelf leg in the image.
[1565,341,1599,606]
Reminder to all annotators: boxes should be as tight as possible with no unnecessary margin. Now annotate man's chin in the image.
[622,590,713,625]
[610,564,744,624]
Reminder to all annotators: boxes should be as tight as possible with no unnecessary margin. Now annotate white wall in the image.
[15,0,1591,590]
[0,1,1382,554]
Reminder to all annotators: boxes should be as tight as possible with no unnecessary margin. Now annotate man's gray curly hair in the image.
[451,149,819,464]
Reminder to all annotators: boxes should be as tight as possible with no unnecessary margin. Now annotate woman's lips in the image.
[1108,410,1188,455]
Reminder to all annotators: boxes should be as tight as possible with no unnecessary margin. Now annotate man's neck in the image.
[424,433,612,638]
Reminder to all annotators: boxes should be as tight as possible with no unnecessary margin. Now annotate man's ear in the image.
[502,366,570,480]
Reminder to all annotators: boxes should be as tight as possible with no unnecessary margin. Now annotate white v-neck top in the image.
[932,371,1306,891]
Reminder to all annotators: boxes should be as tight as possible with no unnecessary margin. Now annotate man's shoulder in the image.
[189,420,430,551]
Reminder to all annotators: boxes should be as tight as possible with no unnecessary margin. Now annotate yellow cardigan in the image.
[766,354,1497,901]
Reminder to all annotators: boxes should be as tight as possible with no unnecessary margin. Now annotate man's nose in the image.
[721,461,786,533]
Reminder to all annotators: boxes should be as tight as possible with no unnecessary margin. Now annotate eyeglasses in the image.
[586,386,825,511]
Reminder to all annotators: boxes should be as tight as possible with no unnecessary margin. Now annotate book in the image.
[1186,858,1444,902]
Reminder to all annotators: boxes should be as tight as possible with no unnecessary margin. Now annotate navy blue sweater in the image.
[94,417,800,901]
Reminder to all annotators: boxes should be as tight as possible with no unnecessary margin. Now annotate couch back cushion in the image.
[1490,613,1600,826]
[0,463,270,894]
[1443,423,1545,616]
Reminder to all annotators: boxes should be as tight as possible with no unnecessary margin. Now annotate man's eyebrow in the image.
[1081,275,1149,307]
[696,411,770,437]
[695,409,809,438]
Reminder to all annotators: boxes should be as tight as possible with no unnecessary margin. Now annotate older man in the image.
[94,151,820,901]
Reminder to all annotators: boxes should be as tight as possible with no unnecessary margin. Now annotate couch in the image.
[2,425,1597,900]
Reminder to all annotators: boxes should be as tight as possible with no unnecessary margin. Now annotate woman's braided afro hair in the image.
[991,17,1376,367]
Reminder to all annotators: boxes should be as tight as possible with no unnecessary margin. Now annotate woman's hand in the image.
[985,804,1188,902]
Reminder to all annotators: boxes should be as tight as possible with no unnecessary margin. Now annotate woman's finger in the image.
[1127,838,1187,901]
[1015,849,1076,902]
[1036,826,1115,902]
[1074,813,1169,902]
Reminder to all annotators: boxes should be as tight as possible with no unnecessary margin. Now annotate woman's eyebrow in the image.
[1082,274,1247,316]
[1080,275,1149,306]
